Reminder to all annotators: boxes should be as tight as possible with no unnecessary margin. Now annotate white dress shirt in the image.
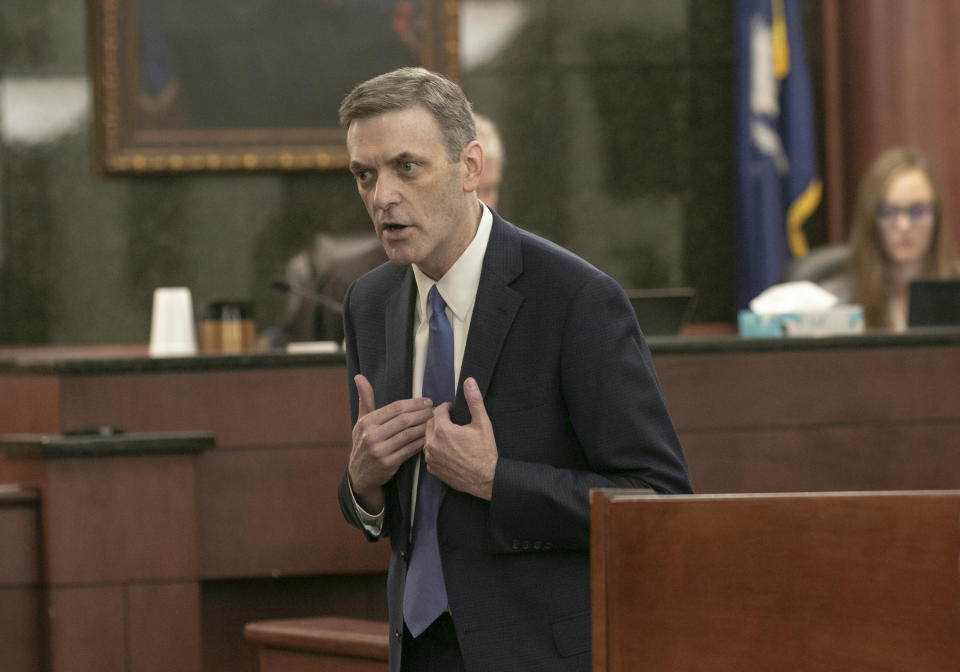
[353,204,493,533]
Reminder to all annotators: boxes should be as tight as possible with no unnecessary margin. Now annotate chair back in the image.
[781,243,850,283]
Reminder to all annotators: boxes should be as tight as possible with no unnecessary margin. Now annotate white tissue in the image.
[748,281,839,315]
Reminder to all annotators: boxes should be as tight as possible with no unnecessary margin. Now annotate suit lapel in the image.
[453,216,524,425]
[384,269,415,404]
[384,269,417,527]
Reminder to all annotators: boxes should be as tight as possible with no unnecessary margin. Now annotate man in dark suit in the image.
[337,67,691,672]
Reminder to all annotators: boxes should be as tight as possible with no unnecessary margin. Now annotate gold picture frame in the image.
[88,0,460,173]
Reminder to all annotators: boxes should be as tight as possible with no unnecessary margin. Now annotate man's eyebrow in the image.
[348,160,372,174]
[390,151,425,165]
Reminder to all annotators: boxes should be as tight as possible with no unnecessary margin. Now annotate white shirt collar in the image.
[413,204,493,322]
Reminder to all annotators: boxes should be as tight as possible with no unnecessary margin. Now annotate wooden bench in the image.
[244,617,389,672]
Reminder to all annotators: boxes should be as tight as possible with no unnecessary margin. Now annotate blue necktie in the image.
[403,285,453,637]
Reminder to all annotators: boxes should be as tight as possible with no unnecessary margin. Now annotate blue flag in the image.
[735,0,822,308]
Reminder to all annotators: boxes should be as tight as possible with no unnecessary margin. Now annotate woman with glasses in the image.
[821,147,957,330]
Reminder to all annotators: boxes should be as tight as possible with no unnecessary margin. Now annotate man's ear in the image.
[461,140,483,193]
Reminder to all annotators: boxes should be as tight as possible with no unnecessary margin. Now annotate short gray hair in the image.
[339,67,476,162]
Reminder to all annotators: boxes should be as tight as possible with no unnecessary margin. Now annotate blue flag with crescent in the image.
[735,0,822,308]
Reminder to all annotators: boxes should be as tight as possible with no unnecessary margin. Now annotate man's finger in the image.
[463,377,489,425]
[355,374,375,417]
[432,401,453,425]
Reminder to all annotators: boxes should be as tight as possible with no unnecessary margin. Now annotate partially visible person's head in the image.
[339,68,483,280]
[849,146,954,326]
[851,147,949,271]
[339,67,476,162]
[472,112,504,210]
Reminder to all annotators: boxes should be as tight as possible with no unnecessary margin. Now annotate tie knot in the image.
[428,285,447,317]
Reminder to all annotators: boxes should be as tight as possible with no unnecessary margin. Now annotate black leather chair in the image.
[781,243,850,283]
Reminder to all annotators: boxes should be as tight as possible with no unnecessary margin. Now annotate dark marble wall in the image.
[0,0,823,346]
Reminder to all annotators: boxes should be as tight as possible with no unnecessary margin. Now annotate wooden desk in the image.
[1,331,958,670]
[1,432,212,672]
[0,350,389,672]
[591,489,960,671]
[647,329,960,493]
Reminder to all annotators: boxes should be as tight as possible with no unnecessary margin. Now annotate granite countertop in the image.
[0,483,40,503]
[643,326,960,355]
[0,344,347,375]
[0,430,216,458]
[1,328,959,376]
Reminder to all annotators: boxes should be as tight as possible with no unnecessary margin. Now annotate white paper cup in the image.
[149,287,198,356]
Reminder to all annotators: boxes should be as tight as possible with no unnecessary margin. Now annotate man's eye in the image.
[354,170,370,183]
[400,162,415,173]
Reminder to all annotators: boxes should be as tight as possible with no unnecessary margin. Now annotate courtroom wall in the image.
[0,0,824,345]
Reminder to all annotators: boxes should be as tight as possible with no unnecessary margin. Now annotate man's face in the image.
[346,106,477,280]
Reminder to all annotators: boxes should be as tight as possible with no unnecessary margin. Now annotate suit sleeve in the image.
[487,273,692,553]
[337,275,416,548]
[336,282,373,537]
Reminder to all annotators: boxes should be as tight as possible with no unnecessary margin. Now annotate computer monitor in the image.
[908,278,960,327]
[626,288,696,336]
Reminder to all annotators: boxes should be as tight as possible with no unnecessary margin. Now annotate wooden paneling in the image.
[42,455,199,583]
[683,423,960,494]
[257,648,386,672]
[0,589,42,672]
[658,346,960,429]
[0,488,42,672]
[47,587,126,672]
[244,618,389,672]
[0,354,384,672]
[0,488,39,584]
[822,0,960,248]
[654,343,960,494]
[3,340,959,671]
[198,446,388,578]
[126,583,203,672]
[58,367,351,446]
[0,376,60,434]
[202,576,388,672]
[592,491,960,672]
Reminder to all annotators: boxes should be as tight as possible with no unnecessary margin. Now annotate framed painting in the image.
[88,0,460,173]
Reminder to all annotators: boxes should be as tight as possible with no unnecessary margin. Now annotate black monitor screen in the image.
[627,288,696,336]
[908,279,960,327]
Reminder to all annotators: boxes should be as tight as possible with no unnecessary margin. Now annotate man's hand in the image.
[348,374,435,512]
[424,377,498,501]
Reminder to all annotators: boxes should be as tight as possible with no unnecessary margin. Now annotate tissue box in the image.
[738,305,865,338]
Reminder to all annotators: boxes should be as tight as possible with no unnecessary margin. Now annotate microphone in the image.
[270,280,344,315]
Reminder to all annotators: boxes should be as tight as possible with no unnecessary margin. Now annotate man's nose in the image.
[372,173,400,210]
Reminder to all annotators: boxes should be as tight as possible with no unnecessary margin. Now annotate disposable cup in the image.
[149,287,198,356]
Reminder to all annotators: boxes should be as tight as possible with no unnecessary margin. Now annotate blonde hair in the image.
[472,112,504,164]
[847,147,954,328]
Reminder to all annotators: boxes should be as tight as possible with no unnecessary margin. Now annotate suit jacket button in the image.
[395,629,402,641]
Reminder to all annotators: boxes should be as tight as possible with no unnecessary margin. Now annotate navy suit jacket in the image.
[338,213,691,671]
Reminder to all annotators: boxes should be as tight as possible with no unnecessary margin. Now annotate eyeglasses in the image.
[875,203,934,229]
